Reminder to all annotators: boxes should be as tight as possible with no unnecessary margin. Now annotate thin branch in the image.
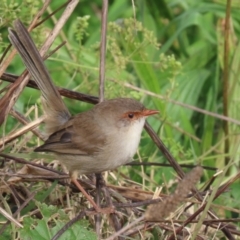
[145,122,185,178]
[51,211,86,240]
[35,0,72,28]
[118,81,240,126]
[10,109,45,140]
[95,0,108,236]
[0,116,45,148]
[98,0,108,102]
[105,216,144,240]
[1,72,98,104]
[223,0,232,168]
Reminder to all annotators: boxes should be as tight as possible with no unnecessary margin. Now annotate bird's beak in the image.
[142,109,159,117]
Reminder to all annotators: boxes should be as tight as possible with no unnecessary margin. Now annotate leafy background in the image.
[1,0,240,239]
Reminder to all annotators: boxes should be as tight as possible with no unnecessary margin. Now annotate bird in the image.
[8,19,158,212]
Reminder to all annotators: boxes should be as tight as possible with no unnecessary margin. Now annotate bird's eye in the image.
[128,113,134,119]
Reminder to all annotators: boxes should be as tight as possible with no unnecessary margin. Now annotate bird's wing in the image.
[35,111,106,155]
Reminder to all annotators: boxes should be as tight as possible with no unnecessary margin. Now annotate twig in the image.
[39,0,79,56]
[51,210,86,240]
[10,109,45,140]
[43,41,67,60]
[127,161,217,171]
[35,0,72,28]
[0,44,11,65]
[98,0,108,102]
[44,1,77,61]
[223,0,232,168]
[145,122,185,178]
[0,116,45,149]
[101,176,124,240]
[1,72,98,104]
[117,81,240,126]
[0,206,22,228]
[95,0,108,236]
[0,172,69,180]
[105,216,144,240]
[0,153,65,175]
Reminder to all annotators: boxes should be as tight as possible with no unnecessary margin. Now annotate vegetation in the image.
[0,0,240,239]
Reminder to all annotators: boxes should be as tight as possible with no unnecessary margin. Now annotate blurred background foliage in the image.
[1,0,240,236]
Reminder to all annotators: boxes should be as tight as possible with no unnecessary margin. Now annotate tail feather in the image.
[8,19,71,134]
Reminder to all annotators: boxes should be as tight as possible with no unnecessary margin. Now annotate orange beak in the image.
[142,109,159,117]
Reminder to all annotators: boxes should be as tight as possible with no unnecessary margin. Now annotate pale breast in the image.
[97,117,145,170]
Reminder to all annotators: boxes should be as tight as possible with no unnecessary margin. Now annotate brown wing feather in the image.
[35,110,106,155]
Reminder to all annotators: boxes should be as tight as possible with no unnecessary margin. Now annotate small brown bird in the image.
[8,20,158,212]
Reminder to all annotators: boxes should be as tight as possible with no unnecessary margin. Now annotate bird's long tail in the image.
[8,19,71,134]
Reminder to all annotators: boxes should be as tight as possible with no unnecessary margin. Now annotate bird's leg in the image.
[71,177,101,211]
[95,173,103,236]
[71,176,114,214]
[95,173,115,212]
[96,173,105,188]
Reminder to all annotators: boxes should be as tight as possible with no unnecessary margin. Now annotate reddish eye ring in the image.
[128,113,134,118]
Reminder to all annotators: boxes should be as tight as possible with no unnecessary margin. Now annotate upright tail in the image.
[8,19,71,135]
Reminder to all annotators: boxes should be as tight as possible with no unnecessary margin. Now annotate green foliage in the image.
[19,202,97,240]
[73,16,90,45]
[0,0,40,28]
